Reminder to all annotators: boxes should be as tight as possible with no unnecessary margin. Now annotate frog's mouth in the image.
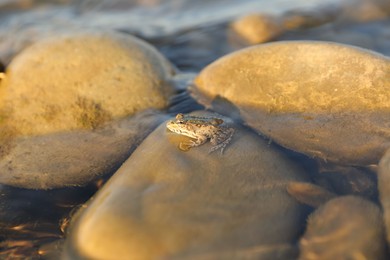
[166,121,190,136]
[166,121,176,132]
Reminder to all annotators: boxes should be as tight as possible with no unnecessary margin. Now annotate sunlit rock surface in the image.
[379,148,390,247]
[0,110,168,189]
[231,14,284,44]
[299,196,387,260]
[0,30,175,136]
[64,111,310,259]
[192,41,390,165]
[230,7,339,45]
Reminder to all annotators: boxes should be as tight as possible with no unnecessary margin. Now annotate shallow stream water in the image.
[0,0,389,258]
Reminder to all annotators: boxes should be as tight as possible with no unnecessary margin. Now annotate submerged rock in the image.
[64,111,310,259]
[314,163,378,199]
[192,41,390,165]
[287,182,336,208]
[0,30,175,136]
[299,196,387,260]
[0,110,168,189]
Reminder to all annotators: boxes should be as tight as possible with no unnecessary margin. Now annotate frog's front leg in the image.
[179,136,208,151]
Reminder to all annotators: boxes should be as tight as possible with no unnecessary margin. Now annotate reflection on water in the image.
[0,184,99,258]
[0,0,389,258]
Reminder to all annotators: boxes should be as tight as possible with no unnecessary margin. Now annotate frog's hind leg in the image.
[209,128,234,154]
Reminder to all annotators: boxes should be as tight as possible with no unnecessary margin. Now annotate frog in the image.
[166,113,234,153]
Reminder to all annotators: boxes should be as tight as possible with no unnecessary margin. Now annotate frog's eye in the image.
[177,120,184,124]
[211,118,224,125]
[176,113,184,120]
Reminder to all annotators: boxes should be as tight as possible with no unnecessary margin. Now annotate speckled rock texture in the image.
[0,30,175,136]
[193,41,390,165]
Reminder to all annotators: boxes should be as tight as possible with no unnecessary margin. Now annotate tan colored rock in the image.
[287,182,336,208]
[192,41,390,165]
[64,111,309,259]
[281,7,340,30]
[0,31,175,136]
[231,14,284,44]
[0,110,168,189]
[231,7,340,45]
[299,196,387,260]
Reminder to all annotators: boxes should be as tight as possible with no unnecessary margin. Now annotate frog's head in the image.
[166,113,200,138]
[166,114,188,134]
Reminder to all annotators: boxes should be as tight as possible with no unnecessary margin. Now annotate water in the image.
[0,184,99,258]
[0,0,348,64]
[0,0,388,258]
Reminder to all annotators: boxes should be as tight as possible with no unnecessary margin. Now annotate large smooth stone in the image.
[0,30,175,136]
[299,196,387,260]
[379,148,390,246]
[192,41,390,165]
[0,110,167,189]
[64,111,310,259]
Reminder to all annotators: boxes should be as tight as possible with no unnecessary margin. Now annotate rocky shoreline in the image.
[0,1,390,259]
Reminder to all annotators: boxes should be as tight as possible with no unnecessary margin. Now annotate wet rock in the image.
[299,196,387,260]
[0,30,175,136]
[64,111,310,259]
[231,7,340,45]
[0,110,168,189]
[231,14,284,44]
[281,7,340,30]
[229,0,390,46]
[192,41,390,165]
[287,182,336,208]
[379,148,390,246]
[315,163,377,199]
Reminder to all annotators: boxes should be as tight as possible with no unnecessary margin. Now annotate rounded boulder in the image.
[193,41,390,165]
[0,30,175,135]
[64,111,310,259]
